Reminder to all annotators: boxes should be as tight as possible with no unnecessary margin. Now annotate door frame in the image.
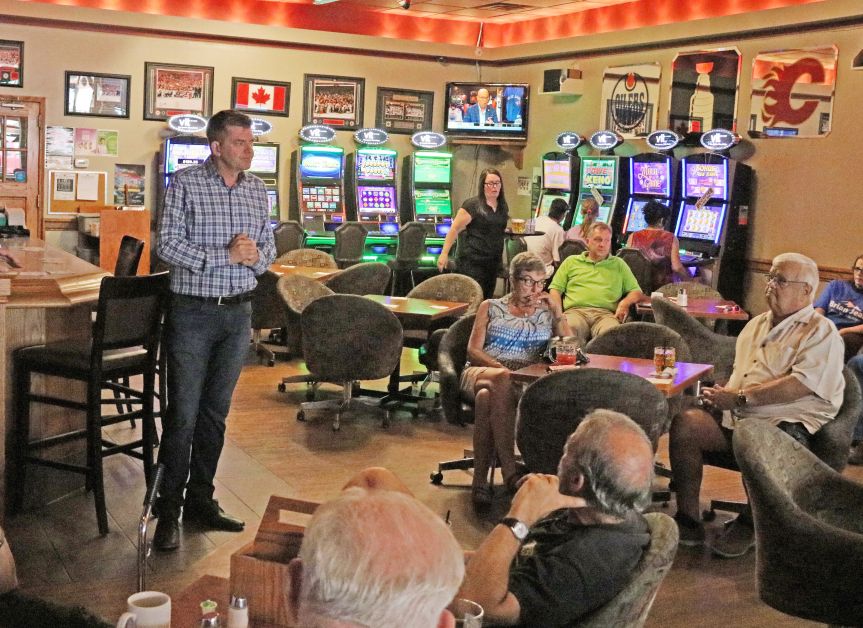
[0,95,45,238]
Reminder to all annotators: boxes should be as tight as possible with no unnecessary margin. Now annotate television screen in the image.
[537,193,568,216]
[414,189,452,216]
[413,152,452,185]
[357,185,397,214]
[356,149,397,181]
[300,146,343,180]
[676,203,726,243]
[251,144,279,174]
[444,82,529,141]
[630,159,670,196]
[623,200,651,234]
[266,189,279,218]
[683,159,728,200]
[165,139,210,174]
[543,159,571,191]
[579,158,617,192]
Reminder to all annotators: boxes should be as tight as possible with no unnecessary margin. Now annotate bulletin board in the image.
[47,170,109,215]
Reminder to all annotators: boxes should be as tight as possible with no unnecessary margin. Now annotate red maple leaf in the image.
[252,87,271,105]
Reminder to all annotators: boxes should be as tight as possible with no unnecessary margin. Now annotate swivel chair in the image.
[388,221,427,296]
[323,261,391,295]
[333,222,368,269]
[272,220,305,256]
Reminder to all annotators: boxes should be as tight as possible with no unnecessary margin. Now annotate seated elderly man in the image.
[670,252,845,558]
[459,410,654,627]
[287,469,464,628]
[549,222,643,346]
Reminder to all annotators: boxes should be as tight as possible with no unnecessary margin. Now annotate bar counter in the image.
[0,237,109,519]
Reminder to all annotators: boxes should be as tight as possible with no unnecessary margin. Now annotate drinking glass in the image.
[447,598,483,628]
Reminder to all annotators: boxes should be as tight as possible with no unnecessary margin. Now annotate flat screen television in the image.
[543,159,571,191]
[357,185,397,214]
[299,145,343,180]
[251,144,279,174]
[630,159,670,197]
[414,189,452,216]
[675,202,726,243]
[444,82,529,142]
[413,152,452,185]
[356,149,397,181]
[682,159,728,200]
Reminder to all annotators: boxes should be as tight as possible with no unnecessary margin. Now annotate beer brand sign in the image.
[600,63,661,139]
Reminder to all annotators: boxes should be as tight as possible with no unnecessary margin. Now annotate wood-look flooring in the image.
[6,346,860,626]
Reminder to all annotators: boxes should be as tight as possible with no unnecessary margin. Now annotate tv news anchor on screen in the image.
[463,88,499,126]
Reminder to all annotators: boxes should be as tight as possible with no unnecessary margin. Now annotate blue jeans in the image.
[848,354,863,442]
[156,295,251,516]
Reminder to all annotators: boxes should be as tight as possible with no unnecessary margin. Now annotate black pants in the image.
[457,256,500,299]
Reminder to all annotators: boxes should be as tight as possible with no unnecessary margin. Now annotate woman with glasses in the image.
[461,252,571,507]
[814,254,863,361]
[437,168,509,299]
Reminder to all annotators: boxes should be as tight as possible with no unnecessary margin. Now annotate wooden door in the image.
[0,97,43,237]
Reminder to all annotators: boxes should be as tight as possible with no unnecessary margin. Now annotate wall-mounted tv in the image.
[444,82,529,142]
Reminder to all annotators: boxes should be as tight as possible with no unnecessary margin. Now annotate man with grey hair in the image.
[670,252,844,558]
[287,468,464,628]
[458,410,654,627]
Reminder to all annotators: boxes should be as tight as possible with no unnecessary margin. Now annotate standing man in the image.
[154,110,276,551]
[526,198,567,278]
[463,88,499,126]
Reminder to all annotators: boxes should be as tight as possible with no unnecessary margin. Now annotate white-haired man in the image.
[458,410,654,627]
[287,469,464,628]
[670,252,845,558]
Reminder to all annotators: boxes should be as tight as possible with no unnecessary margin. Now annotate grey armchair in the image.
[272,220,305,256]
[323,261,391,295]
[388,221,427,296]
[333,221,369,269]
[250,270,284,366]
[275,248,337,268]
[584,321,691,363]
[618,247,654,294]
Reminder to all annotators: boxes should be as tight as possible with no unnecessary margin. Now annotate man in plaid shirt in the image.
[154,110,276,551]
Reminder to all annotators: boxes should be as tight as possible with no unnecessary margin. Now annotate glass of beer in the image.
[653,346,667,373]
[664,346,676,369]
[511,219,526,234]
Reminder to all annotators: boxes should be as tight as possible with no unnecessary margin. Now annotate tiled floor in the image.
[5,346,854,626]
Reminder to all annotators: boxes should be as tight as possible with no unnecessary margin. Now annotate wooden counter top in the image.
[0,237,108,307]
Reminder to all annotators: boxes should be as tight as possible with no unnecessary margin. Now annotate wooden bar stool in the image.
[11,272,170,535]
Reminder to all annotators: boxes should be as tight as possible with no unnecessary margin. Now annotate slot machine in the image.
[157,135,211,225]
[535,133,582,221]
[289,142,346,252]
[673,129,753,302]
[565,130,630,234]
[345,142,400,263]
[250,142,281,223]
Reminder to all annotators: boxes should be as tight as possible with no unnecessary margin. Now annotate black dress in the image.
[456,196,508,298]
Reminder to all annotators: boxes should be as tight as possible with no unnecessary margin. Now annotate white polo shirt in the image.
[525,216,565,277]
[722,304,845,434]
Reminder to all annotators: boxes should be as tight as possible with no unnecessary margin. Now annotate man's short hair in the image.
[297,487,464,627]
[586,221,612,238]
[206,109,252,143]
[558,410,653,518]
[773,252,820,294]
[548,199,569,221]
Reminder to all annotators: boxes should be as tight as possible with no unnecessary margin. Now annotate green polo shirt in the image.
[549,252,640,312]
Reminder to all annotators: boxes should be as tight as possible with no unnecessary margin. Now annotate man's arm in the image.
[614,289,644,322]
[702,374,814,411]
[249,195,277,274]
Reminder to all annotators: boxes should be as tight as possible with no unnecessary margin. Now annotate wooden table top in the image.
[172,574,283,628]
[637,296,750,321]
[511,354,714,397]
[269,264,341,281]
[364,294,469,326]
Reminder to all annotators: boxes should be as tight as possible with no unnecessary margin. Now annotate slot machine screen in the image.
[413,153,452,184]
[251,144,279,174]
[266,190,279,218]
[543,160,571,191]
[165,140,211,174]
[572,197,612,226]
[299,146,343,180]
[414,189,452,216]
[357,186,397,214]
[683,160,728,200]
[630,160,670,196]
[579,158,616,192]
[537,193,567,216]
[623,200,650,234]
[676,203,726,243]
[356,150,397,181]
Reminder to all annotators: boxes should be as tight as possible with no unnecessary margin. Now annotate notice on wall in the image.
[53,172,76,200]
[77,172,100,201]
[46,126,75,157]
[517,176,531,196]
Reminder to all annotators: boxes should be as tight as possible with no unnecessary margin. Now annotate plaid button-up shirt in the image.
[158,157,276,297]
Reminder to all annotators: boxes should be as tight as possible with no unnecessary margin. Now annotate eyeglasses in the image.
[516,276,543,288]
[484,181,502,188]
[853,267,863,274]
[766,272,808,289]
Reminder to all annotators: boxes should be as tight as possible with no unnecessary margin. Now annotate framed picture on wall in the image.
[375,87,434,134]
[302,74,364,131]
[144,62,214,121]
[231,77,291,117]
[0,40,23,88]
[64,72,131,118]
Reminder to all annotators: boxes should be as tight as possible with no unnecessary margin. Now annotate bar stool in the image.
[11,273,170,535]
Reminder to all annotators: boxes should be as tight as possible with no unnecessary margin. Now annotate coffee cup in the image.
[447,598,484,627]
[117,591,171,628]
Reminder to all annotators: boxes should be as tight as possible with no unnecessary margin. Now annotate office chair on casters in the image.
[274,248,337,268]
[333,222,368,269]
[323,261,391,295]
[388,221,427,296]
[250,270,285,366]
[617,247,655,295]
[558,239,586,263]
[273,220,305,256]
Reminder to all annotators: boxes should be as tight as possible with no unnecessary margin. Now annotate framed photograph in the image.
[144,62,214,121]
[376,87,434,134]
[231,77,290,117]
[303,74,364,131]
[0,40,23,88]
[64,71,131,118]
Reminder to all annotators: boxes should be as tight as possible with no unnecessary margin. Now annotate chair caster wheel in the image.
[430,472,443,485]
[702,509,717,522]
[296,410,306,422]
[278,383,287,393]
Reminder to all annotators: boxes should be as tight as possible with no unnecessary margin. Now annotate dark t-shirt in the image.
[508,510,650,628]
[459,196,508,262]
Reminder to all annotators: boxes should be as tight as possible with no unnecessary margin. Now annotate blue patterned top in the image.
[483,296,554,370]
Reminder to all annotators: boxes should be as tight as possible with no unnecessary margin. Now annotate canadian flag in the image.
[235,82,287,111]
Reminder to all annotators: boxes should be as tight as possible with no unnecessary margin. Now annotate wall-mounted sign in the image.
[411,131,446,149]
[299,124,337,144]
[600,63,661,138]
[555,132,584,151]
[167,114,208,134]
[250,118,273,136]
[669,48,741,136]
[589,130,623,151]
[353,128,389,145]
[646,130,682,151]
[700,128,739,151]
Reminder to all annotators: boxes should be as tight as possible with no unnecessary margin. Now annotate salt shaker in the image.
[677,288,688,307]
[228,595,249,628]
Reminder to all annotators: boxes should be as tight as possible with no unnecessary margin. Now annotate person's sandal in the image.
[471,484,493,508]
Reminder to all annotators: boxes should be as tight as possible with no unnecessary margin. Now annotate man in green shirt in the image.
[549,222,643,346]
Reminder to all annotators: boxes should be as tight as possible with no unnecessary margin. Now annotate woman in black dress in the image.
[437,168,509,299]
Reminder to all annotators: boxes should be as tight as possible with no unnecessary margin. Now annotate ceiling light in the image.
[313,0,340,5]
[397,0,411,9]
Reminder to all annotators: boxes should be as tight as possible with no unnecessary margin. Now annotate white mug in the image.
[117,591,171,628]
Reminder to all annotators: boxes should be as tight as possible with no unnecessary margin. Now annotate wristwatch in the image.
[735,389,748,408]
[500,517,529,542]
